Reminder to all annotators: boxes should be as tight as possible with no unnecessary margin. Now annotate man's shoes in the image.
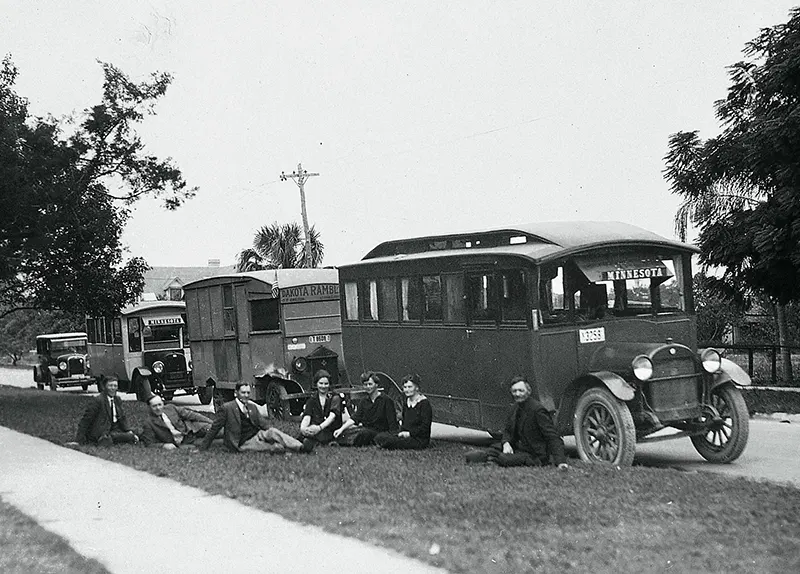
[301,439,315,453]
[97,435,113,448]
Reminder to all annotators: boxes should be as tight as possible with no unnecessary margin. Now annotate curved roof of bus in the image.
[182,268,339,291]
[355,221,699,266]
[119,300,186,316]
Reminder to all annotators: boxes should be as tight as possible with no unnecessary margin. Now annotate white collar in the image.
[235,398,248,413]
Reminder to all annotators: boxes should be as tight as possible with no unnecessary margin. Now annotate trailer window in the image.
[251,299,279,331]
[223,285,235,335]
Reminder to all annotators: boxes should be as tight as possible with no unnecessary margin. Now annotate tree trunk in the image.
[776,303,793,384]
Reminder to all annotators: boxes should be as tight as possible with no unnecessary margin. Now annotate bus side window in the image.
[442,273,465,324]
[112,318,122,344]
[423,275,443,322]
[500,270,526,322]
[344,282,358,321]
[400,277,422,322]
[128,318,141,352]
[358,279,378,321]
[378,278,399,322]
[466,272,498,323]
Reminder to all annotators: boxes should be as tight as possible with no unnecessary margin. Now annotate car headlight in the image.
[701,348,722,373]
[153,361,165,374]
[632,355,653,381]
[58,361,68,371]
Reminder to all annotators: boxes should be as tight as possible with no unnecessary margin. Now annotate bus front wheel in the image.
[690,384,749,464]
[573,387,636,466]
[266,381,290,419]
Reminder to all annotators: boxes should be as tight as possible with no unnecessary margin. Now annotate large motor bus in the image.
[182,269,347,417]
[86,301,199,401]
[338,221,751,466]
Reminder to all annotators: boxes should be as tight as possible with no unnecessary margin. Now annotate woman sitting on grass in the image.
[374,374,432,450]
[298,370,342,452]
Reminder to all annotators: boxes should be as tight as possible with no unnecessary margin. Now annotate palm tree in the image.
[236,222,324,271]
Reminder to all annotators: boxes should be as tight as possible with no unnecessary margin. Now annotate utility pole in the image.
[280,163,319,268]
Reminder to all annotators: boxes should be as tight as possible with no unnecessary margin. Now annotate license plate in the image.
[308,335,331,344]
[579,327,606,344]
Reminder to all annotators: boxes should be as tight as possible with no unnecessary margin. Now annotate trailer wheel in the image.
[574,387,636,466]
[691,384,749,464]
[266,381,290,419]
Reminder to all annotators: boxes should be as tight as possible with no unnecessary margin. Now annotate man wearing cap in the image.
[199,382,304,453]
[466,376,568,469]
[73,377,138,446]
[141,394,213,449]
[333,371,398,446]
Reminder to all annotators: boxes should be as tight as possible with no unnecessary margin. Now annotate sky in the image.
[2,1,798,268]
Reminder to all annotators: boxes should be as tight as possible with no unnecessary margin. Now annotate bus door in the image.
[533,263,580,411]
[122,315,143,388]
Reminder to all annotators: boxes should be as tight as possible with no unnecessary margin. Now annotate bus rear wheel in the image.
[574,387,636,466]
[690,384,749,464]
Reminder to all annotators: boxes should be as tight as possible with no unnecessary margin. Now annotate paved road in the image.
[2,366,798,487]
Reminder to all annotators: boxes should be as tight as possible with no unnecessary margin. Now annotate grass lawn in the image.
[1,386,799,573]
[0,499,109,574]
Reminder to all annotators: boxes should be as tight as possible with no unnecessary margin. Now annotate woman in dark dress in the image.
[375,374,432,450]
[299,370,342,452]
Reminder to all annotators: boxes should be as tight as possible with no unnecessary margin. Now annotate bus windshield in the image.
[143,324,182,350]
[541,252,688,323]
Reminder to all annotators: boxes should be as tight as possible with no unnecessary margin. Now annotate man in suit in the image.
[141,394,213,449]
[74,378,138,446]
[199,382,304,453]
[466,376,568,469]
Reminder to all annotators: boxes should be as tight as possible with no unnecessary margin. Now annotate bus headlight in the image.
[701,349,722,373]
[293,357,308,373]
[153,361,165,374]
[632,355,653,381]
[58,361,68,371]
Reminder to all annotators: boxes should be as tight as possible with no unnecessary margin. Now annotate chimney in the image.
[208,259,220,267]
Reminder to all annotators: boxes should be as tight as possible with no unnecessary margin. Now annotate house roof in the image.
[142,265,237,296]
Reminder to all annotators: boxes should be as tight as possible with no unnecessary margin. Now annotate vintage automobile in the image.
[34,332,95,391]
[86,301,198,401]
[182,269,349,416]
[338,221,751,466]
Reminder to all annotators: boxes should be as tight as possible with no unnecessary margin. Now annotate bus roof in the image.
[36,332,87,340]
[118,300,186,316]
[182,268,339,291]
[356,221,698,265]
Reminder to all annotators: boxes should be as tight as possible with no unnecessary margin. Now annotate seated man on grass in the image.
[199,382,304,454]
[70,377,138,447]
[466,376,568,469]
[141,394,213,450]
[333,371,398,446]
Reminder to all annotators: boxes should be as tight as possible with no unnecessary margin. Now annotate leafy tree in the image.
[0,310,83,365]
[0,57,195,320]
[236,222,324,271]
[664,8,800,381]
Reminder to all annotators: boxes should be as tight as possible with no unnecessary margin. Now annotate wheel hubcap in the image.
[584,403,618,461]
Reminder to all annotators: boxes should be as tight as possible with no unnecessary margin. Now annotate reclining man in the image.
[467,376,568,469]
[72,377,138,447]
[199,382,304,453]
[333,371,398,446]
[141,394,213,450]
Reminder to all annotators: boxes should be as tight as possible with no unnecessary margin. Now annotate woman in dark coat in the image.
[375,374,432,450]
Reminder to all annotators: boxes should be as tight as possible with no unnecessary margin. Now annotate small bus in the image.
[34,332,94,391]
[182,269,347,417]
[338,221,751,466]
[86,301,199,401]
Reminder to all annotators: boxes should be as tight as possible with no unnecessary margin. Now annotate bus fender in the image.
[582,371,636,402]
[137,367,153,378]
[554,372,635,434]
[711,358,752,391]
